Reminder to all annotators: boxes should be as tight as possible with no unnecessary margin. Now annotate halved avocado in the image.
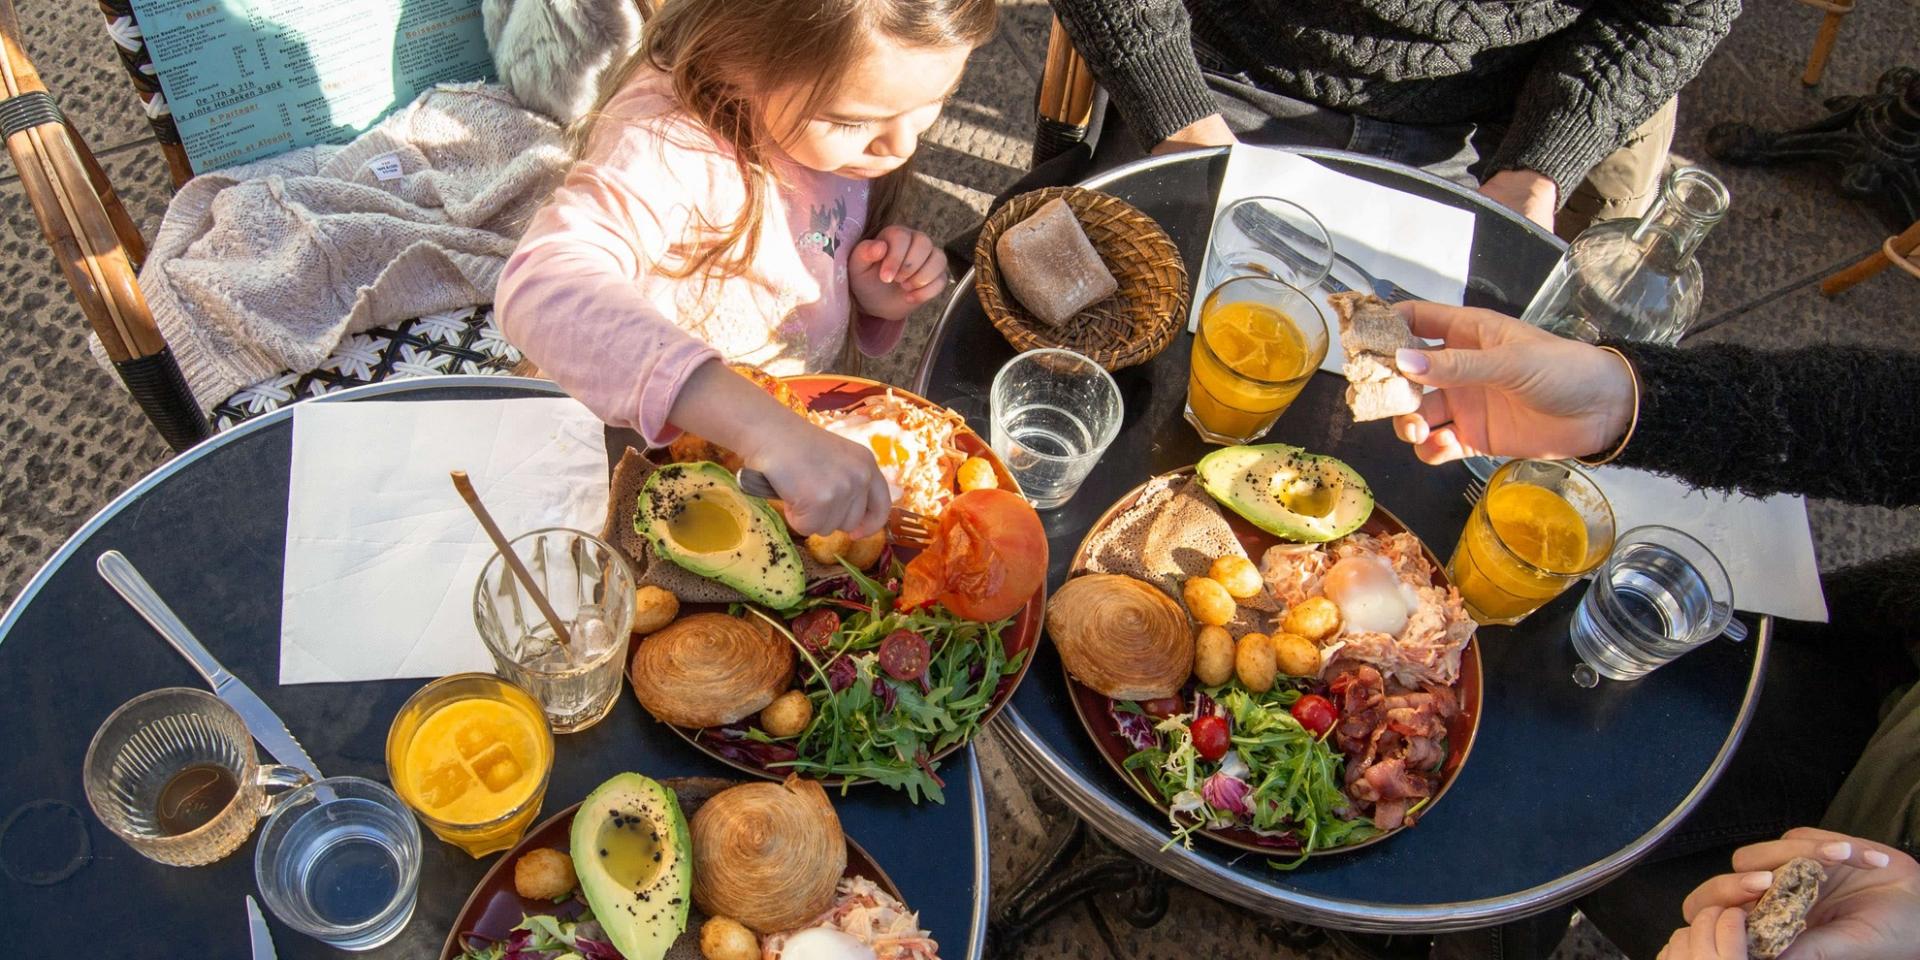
[1197,444,1373,542]
[636,462,805,609]
[570,773,692,960]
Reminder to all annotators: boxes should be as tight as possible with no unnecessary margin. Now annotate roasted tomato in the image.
[896,488,1047,622]
[1190,714,1230,762]
[1290,694,1338,736]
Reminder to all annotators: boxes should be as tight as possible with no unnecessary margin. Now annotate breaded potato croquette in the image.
[1235,632,1277,693]
[632,586,680,636]
[805,531,853,566]
[700,916,760,960]
[1282,597,1342,642]
[1183,577,1236,627]
[841,530,886,570]
[1193,625,1234,686]
[1270,632,1321,677]
[513,847,576,901]
[1208,556,1263,599]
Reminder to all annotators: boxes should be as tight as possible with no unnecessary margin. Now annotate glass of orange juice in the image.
[1447,459,1616,625]
[1185,275,1329,444]
[385,673,553,857]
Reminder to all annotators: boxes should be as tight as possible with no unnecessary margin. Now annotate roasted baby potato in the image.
[1193,625,1234,686]
[700,916,760,960]
[1282,596,1342,642]
[1182,577,1236,627]
[759,690,814,738]
[1270,632,1321,677]
[1235,632,1277,693]
[957,457,999,492]
[1208,556,1263,600]
[512,848,576,901]
[631,586,680,636]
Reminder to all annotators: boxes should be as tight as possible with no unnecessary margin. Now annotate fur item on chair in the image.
[482,0,644,124]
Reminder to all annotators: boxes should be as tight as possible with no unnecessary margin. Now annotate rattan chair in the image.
[0,0,519,452]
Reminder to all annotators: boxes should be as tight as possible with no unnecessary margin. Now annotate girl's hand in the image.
[1675,827,1920,960]
[745,421,893,539]
[1389,302,1637,465]
[851,225,949,322]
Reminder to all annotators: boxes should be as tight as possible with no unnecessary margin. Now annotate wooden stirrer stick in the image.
[450,470,573,648]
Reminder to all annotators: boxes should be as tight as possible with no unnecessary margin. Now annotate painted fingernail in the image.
[1740,872,1774,892]
[1820,841,1853,860]
[1863,850,1890,867]
[1396,349,1428,375]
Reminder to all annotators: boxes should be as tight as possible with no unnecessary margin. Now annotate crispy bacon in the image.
[1327,663,1455,830]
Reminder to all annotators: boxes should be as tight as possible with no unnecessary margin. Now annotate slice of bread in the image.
[1329,291,1422,422]
[1746,856,1825,960]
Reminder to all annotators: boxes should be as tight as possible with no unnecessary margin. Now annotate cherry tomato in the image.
[1138,696,1186,718]
[1290,694,1338,736]
[1190,714,1230,762]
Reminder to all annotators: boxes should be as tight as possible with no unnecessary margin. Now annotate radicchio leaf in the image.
[1110,702,1163,751]
[1201,770,1251,818]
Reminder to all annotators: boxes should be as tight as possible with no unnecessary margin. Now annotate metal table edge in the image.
[0,374,994,960]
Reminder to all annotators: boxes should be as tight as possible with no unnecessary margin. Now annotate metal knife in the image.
[96,550,323,781]
[246,895,278,960]
[1230,203,1420,303]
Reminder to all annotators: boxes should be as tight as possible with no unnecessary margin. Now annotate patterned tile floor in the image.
[2,0,1917,957]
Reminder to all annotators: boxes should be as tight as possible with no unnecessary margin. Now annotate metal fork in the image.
[736,468,934,548]
[1463,477,1487,506]
[1229,204,1421,304]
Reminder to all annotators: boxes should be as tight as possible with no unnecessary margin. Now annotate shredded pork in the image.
[1260,532,1473,687]
[763,876,940,960]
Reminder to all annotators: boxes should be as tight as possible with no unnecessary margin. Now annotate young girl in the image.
[497,0,995,538]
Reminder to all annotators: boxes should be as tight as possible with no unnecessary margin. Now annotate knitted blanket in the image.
[102,82,569,412]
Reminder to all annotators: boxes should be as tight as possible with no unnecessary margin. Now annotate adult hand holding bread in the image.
[1660,827,1920,960]
[1386,302,1636,465]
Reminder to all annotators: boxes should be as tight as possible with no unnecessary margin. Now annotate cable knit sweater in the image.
[1049,0,1739,196]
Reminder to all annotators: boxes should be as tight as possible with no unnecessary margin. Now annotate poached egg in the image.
[1322,554,1420,636]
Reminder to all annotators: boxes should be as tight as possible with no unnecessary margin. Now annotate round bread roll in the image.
[1047,574,1194,700]
[691,775,846,934]
[629,613,794,728]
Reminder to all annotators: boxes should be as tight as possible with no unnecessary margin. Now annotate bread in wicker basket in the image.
[975,187,1187,371]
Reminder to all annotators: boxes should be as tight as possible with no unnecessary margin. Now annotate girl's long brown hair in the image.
[582,0,996,284]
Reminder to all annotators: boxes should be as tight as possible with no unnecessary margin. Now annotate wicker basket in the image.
[974,187,1188,371]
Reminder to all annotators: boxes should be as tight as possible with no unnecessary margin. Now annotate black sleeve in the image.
[1487,0,1738,196]
[1611,340,1920,508]
[1046,0,1218,150]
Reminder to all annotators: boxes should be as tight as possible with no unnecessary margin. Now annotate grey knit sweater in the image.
[1048,0,1739,196]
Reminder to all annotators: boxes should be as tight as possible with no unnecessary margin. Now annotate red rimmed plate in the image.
[437,777,906,959]
[634,375,1044,791]
[1063,467,1482,856]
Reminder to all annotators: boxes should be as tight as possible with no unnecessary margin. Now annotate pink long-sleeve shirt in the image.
[497,70,904,444]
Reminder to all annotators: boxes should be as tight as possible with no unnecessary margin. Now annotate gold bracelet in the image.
[1576,346,1640,467]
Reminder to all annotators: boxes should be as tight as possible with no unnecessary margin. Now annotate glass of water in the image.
[1569,525,1736,686]
[1205,197,1335,291]
[989,348,1123,509]
[473,527,636,733]
[254,776,422,951]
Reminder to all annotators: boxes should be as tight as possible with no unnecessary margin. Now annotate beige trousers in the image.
[1555,99,1679,240]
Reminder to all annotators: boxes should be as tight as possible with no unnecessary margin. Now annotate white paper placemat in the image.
[1588,466,1827,623]
[280,398,610,684]
[1192,146,1477,373]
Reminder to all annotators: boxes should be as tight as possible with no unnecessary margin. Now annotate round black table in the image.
[916,148,1768,931]
[0,378,987,958]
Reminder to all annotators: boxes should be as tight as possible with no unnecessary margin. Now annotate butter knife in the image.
[246,895,277,960]
[96,550,323,781]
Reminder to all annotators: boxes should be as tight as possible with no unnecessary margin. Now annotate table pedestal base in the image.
[1706,66,1920,231]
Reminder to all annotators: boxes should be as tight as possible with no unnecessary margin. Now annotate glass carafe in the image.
[1521,166,1730,344]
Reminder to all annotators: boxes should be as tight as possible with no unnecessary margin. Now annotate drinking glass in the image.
[1185,275,1329,445]
[385,673,553,857]
[989,348,1123,509]
[83,687,311,867]
[1447,459,1616,625]
[1204,197,1335,291]
[1569,525,1736,686]
[254,776,421,951]
[473,527,635,733]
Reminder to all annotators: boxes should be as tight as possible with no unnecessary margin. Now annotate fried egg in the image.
[821,414,911,501]
[1323,554,1419,636]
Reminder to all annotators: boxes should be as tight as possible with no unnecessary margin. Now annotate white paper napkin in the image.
[280,398,611,684]
[1190,146,1477,373]
[1586,466,1827,623]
